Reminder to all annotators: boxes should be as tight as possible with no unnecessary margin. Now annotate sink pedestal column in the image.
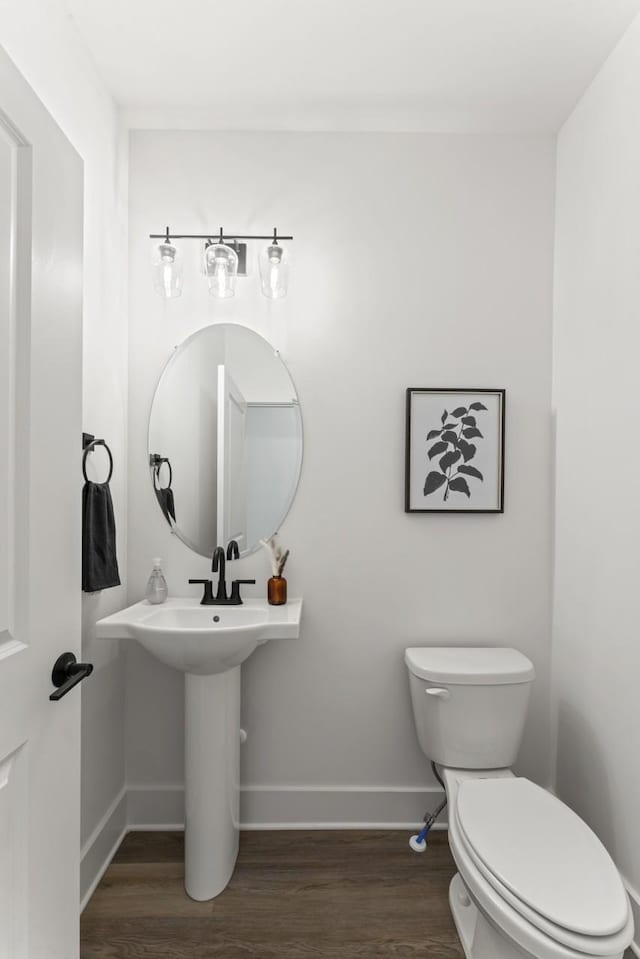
[184,667,240,900]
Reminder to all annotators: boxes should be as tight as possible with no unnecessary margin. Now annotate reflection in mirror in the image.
[148,324,303,558]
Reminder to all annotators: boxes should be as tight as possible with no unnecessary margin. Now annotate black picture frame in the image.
[405,388,505,513]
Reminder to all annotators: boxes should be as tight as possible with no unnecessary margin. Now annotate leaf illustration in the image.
[458,464,483,481]
[439,450,461,472]
[443,423,457,429]
[441,410,448,425]
[469,402,488,411]
[463,427,483,440]
[441,430,459,445]
[461,415,476,427]
[424,471,447,496]
[458,440,476,462]
[449,477,471,498]
[426,429,442,440]
[428,441,448,460]
[451,406,467,417]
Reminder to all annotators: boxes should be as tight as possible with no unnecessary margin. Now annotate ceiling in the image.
[66,0,640,132]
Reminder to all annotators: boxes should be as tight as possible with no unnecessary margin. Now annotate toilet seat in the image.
[447,776,633,958]
[456,778,629,937]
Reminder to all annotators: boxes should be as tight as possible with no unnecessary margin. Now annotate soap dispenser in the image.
[145,557,168,605]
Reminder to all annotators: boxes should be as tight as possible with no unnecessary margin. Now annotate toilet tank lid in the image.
[404,647,535,685]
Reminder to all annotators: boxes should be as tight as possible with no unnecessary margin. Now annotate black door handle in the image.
[50,652,93,701]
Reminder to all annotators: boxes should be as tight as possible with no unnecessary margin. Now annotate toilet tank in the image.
[405,647,535,769]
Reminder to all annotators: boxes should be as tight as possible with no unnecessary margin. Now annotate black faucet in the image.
[189,540,255,605]
[212,546,228,602]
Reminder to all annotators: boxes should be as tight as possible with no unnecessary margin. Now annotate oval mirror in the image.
[148,324,303,558]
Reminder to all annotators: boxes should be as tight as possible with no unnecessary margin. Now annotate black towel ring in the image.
[153,459,173,491]
[83,439,113,485]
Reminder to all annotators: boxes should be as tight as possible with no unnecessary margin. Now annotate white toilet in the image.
[405,647,634,959]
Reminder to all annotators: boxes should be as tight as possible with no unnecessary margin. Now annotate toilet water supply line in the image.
[409,762,448,853]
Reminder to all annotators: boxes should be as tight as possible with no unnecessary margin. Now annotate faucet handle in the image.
[229,579,256,605]
[188,579,215,605]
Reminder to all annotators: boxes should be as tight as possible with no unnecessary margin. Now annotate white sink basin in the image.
[95,597,302,674]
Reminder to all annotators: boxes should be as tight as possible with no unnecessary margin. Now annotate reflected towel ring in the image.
[153,461,172,491]
[151,455,172,491]
[82,440,113,485]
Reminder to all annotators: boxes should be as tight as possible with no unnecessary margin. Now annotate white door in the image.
[0,49,83,958]
[217,364,247,550]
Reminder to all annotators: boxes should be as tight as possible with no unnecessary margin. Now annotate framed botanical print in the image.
[405,388,505,513]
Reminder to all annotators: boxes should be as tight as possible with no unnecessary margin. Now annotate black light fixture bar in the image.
[150,227,293,241]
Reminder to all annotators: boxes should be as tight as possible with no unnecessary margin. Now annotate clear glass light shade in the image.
[259,243,290,299]
[152,241,183,298]
[204,242,238,298]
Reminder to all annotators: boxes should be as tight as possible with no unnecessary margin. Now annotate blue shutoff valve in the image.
[409,794,447,853]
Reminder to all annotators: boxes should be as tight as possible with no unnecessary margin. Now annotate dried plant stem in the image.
[277,550,290,577]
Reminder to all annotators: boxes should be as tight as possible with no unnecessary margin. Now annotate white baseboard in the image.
[240,784,447,829]
[80,787,127,912]
[127,783,447,830]
[80,783,447,910]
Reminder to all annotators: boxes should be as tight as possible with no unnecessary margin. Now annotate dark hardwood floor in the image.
[81,829,464,958]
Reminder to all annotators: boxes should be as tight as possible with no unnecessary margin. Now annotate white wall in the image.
[552,12,640,950]
[0,0,128,902]
[127,130,555,825]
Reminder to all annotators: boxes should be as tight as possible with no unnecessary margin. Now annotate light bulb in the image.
[152,241,183,298]
[259,242,289,299]
[204,241,238,298]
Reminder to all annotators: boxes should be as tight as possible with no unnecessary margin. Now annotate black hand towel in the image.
[82,481,121,592]
[155,486,176,525]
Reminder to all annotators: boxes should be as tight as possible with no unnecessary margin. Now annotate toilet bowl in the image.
[405,647,634,959]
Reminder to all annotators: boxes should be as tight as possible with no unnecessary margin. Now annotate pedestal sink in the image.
[95,598,302,900]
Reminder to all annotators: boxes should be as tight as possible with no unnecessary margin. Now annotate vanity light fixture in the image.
[150,226,293,300]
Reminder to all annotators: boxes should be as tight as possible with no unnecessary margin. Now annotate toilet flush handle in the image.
[425,687,450,700]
